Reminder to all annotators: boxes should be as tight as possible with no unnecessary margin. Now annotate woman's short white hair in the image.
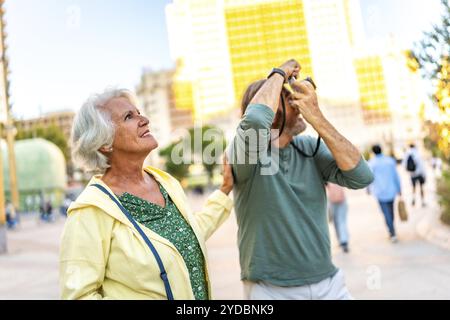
[71,88,137,174]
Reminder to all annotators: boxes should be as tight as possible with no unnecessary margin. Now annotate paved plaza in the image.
[1,169,449,300]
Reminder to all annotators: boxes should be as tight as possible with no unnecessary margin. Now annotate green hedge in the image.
[437,169,450,225]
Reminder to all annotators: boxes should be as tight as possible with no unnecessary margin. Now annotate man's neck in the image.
[272,132,294,149]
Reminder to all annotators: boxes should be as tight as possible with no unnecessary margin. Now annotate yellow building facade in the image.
[225,0,313,106]
[354,55,391,124]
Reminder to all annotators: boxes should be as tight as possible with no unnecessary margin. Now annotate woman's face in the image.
[103,96,158,156]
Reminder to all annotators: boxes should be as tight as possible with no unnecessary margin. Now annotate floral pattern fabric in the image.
[117,183,208,300]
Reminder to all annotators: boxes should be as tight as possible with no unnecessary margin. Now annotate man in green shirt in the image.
[230,59,374,300]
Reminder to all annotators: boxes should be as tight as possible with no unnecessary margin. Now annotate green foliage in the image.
[424,120,450,163]
[412,1,450,225]
[159,125,227,186]
[362,147,372,162]
[188,126,227,185]
[437,170,450,225]
[159,139,190,181]
[411,0,449,98]
[15,125,69,161]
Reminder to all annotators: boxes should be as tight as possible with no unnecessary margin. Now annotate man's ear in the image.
[271,109,283,129]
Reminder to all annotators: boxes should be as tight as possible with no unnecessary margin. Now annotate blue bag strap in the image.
[91,183,174,300]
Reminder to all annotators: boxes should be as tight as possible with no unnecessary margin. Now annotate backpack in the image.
[406,154,416,172]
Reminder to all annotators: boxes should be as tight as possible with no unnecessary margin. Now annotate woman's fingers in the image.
[220,154,234,195]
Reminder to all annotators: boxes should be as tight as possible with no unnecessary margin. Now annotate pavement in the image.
[1,168,450,300]
[0,215,63,299]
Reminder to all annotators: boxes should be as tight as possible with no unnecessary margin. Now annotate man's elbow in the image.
[358,171,375,189]
[363,170,375,188]
[346,172,374,190]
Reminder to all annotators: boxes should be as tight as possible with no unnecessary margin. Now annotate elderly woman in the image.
[60,89,234,300]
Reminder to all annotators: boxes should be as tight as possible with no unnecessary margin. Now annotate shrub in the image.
[437,169,450,225]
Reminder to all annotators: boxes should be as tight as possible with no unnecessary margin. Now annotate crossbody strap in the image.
[91,184,174,300]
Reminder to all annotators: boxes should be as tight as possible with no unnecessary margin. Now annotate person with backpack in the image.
[402,144,427,207]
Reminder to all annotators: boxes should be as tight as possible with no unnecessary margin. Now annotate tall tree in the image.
[159,139,190,182]
[410,0,450,160]
[188,126,227,186]
[411,0,450,225]
[159,125,227,186]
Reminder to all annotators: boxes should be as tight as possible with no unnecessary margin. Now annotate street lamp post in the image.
[0,0,19,254]
[0,0,7,254]
[1,3,19,210]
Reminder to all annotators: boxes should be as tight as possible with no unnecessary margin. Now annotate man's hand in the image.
[289,80,362,171]
[250,59,301,113]
[288,80,324,128]
[279,59,301,80]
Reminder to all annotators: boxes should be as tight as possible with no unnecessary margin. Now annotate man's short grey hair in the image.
[71,88,137,173]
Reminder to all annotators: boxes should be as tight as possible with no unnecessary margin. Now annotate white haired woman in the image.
[60,89,234,300]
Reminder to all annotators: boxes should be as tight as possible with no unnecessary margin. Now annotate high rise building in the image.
[302,0,362,101]
[353,41,426,153]
[136,69,193,166]
[166,0,366,142]
[166,0,235,123]
[224,0,313,105]
[301,0,366,146]
[354,55,392,125]
[165,0,426,151]
[14,111,75,143]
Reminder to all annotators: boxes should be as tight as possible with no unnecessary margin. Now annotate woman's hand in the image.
[220,154,234,195]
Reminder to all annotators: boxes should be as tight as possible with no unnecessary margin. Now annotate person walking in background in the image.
[5,201,17,230]
[39,193,45,220]
[41,200,53,222]
[403,144,427,207]
[326,183,350,253]
[60,196,72,217]
[368,145,402,243]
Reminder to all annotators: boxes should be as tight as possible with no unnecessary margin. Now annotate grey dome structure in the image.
[1,138,67,212]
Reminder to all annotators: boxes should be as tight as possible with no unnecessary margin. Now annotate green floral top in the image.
[117,183,208,300]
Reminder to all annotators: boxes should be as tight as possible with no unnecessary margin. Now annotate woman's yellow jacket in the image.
[59,166,233,299]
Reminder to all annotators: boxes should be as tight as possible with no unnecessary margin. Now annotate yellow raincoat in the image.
[59,166,233,300]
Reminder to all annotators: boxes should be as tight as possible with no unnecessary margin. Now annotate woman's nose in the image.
[139,115,150,126]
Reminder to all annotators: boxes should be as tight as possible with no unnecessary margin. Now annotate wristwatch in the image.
[267,68,287,82]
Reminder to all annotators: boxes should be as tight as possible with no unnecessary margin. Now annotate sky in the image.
[3,0,444,120]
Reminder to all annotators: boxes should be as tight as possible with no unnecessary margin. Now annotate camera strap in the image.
[277,81,321,158]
